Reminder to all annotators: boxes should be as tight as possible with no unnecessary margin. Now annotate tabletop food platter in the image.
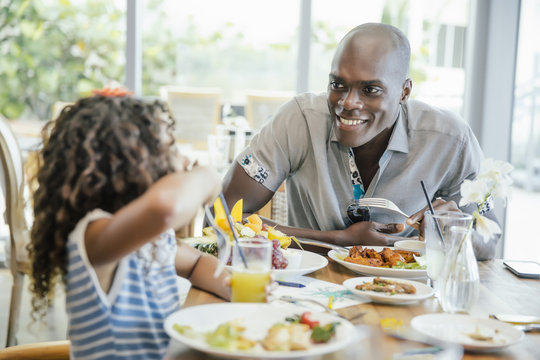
[165,303,359,359]
[328,246,427,279]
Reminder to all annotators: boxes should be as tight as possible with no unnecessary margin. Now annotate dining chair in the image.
[0,114,33,347]
[256,182,288,224]
[244,90,293,132]
[160,86,222,149]
[0,340,70,360]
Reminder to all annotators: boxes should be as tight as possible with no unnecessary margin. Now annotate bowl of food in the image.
[394,239,425,255]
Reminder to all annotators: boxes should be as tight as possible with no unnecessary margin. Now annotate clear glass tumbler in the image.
[231,238,272,303]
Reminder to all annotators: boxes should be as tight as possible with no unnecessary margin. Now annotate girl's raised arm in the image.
[85,166,221,267]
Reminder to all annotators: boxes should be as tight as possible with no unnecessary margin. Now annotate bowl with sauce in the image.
[394,239,425,255]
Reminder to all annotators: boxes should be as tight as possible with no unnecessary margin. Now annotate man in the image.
[222,23,497,260]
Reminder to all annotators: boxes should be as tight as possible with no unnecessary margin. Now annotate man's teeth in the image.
[339,117,368,125]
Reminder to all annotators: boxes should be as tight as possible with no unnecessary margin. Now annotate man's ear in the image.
[400,78,412,103]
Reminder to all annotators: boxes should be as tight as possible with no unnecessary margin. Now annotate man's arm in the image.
[222,162,275,214]
[222,163,405,247]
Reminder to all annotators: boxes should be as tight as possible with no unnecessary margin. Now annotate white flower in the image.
[492,175,513,202]
[459,179,489,207]
[478,158,514,185]
[475,214,502,242]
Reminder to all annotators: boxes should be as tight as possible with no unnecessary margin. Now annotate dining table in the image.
[165,257,540,360]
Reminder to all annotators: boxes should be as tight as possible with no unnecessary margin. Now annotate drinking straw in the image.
[219,193,248,268]
[420,180,445,242]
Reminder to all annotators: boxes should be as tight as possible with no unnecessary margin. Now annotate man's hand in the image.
[406,198,460,240]
[339,221,406,246]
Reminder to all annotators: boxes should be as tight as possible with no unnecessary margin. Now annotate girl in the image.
[28,92,230,359]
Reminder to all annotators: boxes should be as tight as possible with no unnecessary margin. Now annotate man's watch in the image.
[477,194,494,215]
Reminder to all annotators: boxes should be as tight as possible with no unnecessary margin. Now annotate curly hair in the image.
[27,95,177,319]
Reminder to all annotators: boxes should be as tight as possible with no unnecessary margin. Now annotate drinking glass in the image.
[423,211,472,295]
[231,238,272,302]
[207,134,231,172]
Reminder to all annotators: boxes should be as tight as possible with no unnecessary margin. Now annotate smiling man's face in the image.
[327,31,411,148]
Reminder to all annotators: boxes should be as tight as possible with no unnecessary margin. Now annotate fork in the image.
[203,205,231,278]
[356,198,409,218]
[279,296,368,322]
[279,295,344,318]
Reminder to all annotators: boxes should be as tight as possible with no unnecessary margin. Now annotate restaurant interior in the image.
[0,0,539,358]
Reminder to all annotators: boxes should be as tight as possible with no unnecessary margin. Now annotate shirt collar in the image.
[386,104,409,154]
[329,104,409,154]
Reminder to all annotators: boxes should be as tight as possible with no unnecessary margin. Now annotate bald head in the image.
[332,23,411,81]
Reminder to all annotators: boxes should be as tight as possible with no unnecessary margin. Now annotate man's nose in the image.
[339,90,364,110]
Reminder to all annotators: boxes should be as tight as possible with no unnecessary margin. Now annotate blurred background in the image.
[0,0,538,261]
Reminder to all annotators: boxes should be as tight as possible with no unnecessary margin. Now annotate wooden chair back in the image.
[244,90,292,132]
[0,340,70,360]
[0,115,32,346]
[160,86,222,149]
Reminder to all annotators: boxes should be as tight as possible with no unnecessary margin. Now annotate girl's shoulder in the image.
[67,209,112,246]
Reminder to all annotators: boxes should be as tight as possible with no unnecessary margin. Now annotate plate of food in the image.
[411,314,524,352]
[164,303,359,359]
[183,237,328,280]
[342,276,434,305]
[182,198,328,279]
[328,246,426,278]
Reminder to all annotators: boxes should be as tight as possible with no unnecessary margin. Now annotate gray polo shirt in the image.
[237,92,483,237]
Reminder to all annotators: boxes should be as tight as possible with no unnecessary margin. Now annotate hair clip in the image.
[92,86,133,97]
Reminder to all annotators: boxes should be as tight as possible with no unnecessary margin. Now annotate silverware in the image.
[278,295,367,321]
[514,324,540,332]
[279,295,343,318]
[219,193,248,268]
[295,238,349,256]
[276,280,305,288]
[489,313,540,325]
[356,197,409,218]
[203,205,231,277]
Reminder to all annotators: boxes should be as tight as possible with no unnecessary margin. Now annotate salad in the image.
[173,311,339,352]
[196,198,302,269]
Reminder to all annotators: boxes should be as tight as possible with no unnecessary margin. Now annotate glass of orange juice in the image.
[231,238,272,302]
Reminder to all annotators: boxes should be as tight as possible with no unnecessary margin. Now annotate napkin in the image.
[273,276,369,311]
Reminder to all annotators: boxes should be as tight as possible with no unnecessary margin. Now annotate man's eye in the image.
[364,86,382,95]
[330,81,344,89]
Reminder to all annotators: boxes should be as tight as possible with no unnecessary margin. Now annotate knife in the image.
[276,280,305,288]
[489,314,540,325]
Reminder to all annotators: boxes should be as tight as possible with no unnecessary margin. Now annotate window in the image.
[310,0,469,115]
[142,0,299,105]
[0,0,126,121]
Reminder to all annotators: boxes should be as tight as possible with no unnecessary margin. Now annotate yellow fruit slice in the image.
[245,222,262,233]
[213,197,226,225]
[246,214,263,225]
[230,199,243,223]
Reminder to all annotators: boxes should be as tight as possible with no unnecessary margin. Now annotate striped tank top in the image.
[65,209,180,359]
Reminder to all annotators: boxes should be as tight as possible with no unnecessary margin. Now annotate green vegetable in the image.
[194,242,218,256]
[391,261,426,270]
[172,324,196,338]
[205,323,242,350]
[285,314,301,323]
[310,322,339,343]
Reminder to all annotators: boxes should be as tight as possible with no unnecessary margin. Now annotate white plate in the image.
[227,249,328,280]
[275,249,328,279]
[342,277,434,305]
[328,247,427,279]
[411,314,524,352]
[394,240,425,255]
[164,303,359,359]
[177,277,191,305]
